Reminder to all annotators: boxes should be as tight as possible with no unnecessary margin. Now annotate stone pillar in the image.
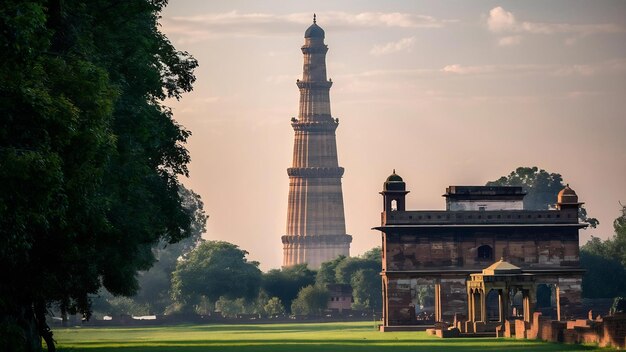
[440,278,467,323]
[558,276,583,320]
[435,281,442,322]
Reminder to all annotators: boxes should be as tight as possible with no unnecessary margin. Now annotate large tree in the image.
[132,186,207,314]
[262,264,316,313]
[290,285,329,316]
[486,166,598,227]
[170,241,262,313]
[0,1,197,350]
[315,251,382,312]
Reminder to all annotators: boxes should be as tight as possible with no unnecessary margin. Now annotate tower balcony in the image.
[291,118,338,132]
[287,167,344,178]
[296,80,333,89]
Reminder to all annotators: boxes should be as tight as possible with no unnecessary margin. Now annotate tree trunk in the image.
[34,301,55,352]
[0,303,41,352]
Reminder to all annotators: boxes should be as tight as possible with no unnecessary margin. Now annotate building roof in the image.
[383,170,406,191]
[557,184,580,204]
[482,258,522,275]
[305,15,325,38]
[444,185,525,202]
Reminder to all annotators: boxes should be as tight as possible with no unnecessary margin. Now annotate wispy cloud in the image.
[440,60,626,77]
[498,35,522,46]
[162,11,454,43]
[486,6,624,46]
[370,37,415,56]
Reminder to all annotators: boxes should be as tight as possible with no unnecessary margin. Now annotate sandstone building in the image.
[375,171,586,331]
[281,16,351,269]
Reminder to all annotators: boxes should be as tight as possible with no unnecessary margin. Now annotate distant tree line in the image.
[580,205,626,299]
[92,243,384,320]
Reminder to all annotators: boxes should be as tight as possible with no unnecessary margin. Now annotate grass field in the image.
[53,321,613,351]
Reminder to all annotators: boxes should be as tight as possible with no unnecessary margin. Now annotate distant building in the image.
[375,171,586,331]
[327,284,353,313]
[281,16,351,269]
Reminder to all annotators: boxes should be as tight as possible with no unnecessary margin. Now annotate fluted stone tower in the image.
[281,16,352,269]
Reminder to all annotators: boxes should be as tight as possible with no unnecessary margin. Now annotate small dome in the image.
[558,184,579,204]
[384,170,406,191]
[305,14,325,38]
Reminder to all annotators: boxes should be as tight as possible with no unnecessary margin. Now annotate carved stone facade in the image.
[376,173,586,330]
[282,17,351,269]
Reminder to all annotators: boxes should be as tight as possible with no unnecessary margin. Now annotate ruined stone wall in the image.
[384,227,579,272]
[381,226,583,326]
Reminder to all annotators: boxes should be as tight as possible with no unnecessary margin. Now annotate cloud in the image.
[487,7,516,32]
[440,60,626,77]
[370,37,415,56]
[441,64,497,75]
[486,6,624,46]
[498,35,522,46]
[162,11,454,42]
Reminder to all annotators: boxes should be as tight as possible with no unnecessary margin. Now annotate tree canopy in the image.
[486,166,598,227]
[580,205,626,298]
[171,241,262,313]
[315,251,382,312]
[290,285,330,316]
[132,186,207,314]
[262,264,316,313]
[0,1,198,350]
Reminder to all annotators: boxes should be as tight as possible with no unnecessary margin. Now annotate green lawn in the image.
[53,321,612,351]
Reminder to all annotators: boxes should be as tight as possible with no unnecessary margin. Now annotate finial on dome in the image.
[313,13,316,24]
[393,169,396,174]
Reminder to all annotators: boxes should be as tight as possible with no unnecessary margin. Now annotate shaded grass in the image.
[53,321,613,351]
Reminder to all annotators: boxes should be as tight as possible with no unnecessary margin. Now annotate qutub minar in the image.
[281,15,352,269]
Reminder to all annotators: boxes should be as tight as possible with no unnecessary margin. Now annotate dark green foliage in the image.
[171,241,262,313]
[262,264,316,313]
[580,205,626,298]
[291,285,330,315]
[132,186,207,313]
[362,247,383,263]
[613,205,626,266]
[316,256,346,285]
[579,251,626,298]
[350,269,381,311]
[611,297,626,315]
[335,257,380,285]
[486,166,598,227]
[0,0,198,349]
[315,250,382,312]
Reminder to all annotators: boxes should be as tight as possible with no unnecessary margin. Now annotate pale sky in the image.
[161,1,626,271]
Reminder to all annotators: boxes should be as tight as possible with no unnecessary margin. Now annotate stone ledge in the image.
[287,167,344,178]
[281,234,352,245]
[291,119,338,132]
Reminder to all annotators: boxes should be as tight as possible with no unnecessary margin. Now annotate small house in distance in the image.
[374,171,586,331]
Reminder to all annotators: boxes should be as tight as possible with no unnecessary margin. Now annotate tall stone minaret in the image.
[281,15,352,269]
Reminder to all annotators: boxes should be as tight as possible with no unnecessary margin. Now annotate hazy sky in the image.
[161,1,626,270]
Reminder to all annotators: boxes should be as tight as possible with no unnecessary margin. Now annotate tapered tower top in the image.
[304,14,325,38]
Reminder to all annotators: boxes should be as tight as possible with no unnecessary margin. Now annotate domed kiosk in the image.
[380,170,409,211]
[557,184,583,210]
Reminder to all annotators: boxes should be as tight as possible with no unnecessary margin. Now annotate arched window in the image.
[477,245,493,261]
[391,199,398,211]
